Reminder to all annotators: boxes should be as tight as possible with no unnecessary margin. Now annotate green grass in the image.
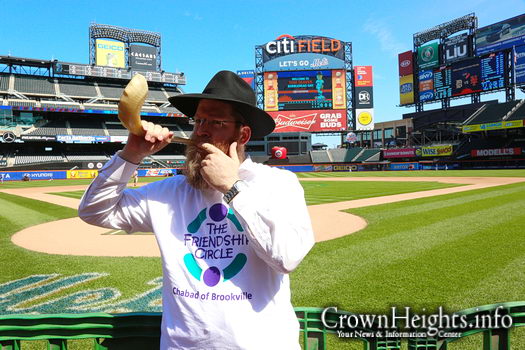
[2,178,525,348]
[49,181,463,205]
[297,169,525,178]
[291,182,525,348]
[301,181,462,205]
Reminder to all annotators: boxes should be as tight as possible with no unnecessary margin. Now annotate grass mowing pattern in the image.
[301,181,462,205]
[291,182,525,314]
[0,192,162,311]
[49,181,463,205]
[291,182,525,349]
[297,169,525,178]
[2,179,525,348]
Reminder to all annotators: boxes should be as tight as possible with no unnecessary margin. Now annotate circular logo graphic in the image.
[415,148,422,157]
[421,46,434,62]
[358,111,372,126]
[87,162,94,169]
[96,162,103,169]
[275,149,283,158]
[2,132,15,143]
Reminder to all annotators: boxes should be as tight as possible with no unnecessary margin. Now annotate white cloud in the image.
[363,18,405,57]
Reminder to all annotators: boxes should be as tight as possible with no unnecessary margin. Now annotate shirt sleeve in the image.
[230,169,315,274]
[78,154,153,233]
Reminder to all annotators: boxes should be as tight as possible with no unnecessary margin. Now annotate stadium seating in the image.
[105,122,129,136]
[14,154,64,165]
[465,100,519,125]
[147,88,168,101]
[0,74,9,91]
[354,149,381,162]
[98,84,124,99]
[69,119,106,136]
[7,100,37,107]
[58,80,98,98]
[26,120,68,135]
[310,150,332,163]
[66,154,109,161]
[328,148,362,162]
[14,75,55,95]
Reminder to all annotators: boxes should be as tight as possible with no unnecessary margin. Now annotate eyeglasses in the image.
[193,118,243,130]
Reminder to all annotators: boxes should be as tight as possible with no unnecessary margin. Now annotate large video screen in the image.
[270,70,339,111]
[417,52,507,102]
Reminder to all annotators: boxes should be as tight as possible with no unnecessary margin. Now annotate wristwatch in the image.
[223,180,246,204]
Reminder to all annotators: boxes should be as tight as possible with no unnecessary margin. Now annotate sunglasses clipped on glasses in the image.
[192,118,243,130]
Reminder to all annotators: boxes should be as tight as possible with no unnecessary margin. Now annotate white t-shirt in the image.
[79,155,315,349]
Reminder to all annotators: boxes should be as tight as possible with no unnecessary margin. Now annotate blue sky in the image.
[2,0,525,147]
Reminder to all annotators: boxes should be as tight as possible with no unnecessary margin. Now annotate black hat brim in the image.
[168,93,275,138]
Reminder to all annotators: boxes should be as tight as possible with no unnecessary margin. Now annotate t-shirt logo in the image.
[183,203,248,287]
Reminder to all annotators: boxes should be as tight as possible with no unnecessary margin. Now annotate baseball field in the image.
[1,169,525,349]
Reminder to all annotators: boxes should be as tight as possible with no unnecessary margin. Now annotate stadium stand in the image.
[310,150,332,163]
[14,154,64,165]
[105,122,129,136]
[328,148,362,162]
[98,83,124,99]
[58,79,98,98]
[69,119,106,136]
[464,100,520,125]
[148,88,168,101]
[25,120,68,135]
[0,74,9,91]
[354,149,381,162]
[13,75,56,95]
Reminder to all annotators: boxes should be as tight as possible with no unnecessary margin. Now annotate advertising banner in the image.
[515,45,525,84]
[268,109,347,133]
[331,164,358,172]
[451,58,482,96]
[20,135,57,142]
[354,66,373,87]
[95,39,125,68]
[263,72,279,111]
[398,51,413,76]
[66,170,98,179]
[262,35,345,63]
[57,135,111,144]
[332,70,347,110]
[383,148,417,158]
[418,70,434,102]
[418,145,453,157]
[462,120,523,132]
[417,42,439,69]
[237,70,255,90]
[355,109,374,131]
[130,44,157,71]
[109,136,128,143]
[471,148,521,157]
[262,53,345,71]
[444,33,471,64]
[139,168,175,177]
[389,163,420,171]
[399,75,414,105]
[476,14,525,55]
[0,170,66,182]
[355,86,373,108]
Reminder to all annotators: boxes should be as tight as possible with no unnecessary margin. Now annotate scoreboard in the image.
[277,70,333,110]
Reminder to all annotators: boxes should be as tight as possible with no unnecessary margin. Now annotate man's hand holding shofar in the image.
[117,74,191,164]
[200,142,241,193]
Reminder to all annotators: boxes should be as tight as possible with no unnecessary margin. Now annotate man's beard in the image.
[183,132,244,190]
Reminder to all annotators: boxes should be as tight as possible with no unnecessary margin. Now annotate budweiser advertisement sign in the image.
[383,148,417,158]
[471,148,522,157]
[268,110,347,133]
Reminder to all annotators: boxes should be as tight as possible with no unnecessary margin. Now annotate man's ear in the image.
[239,125,251,145]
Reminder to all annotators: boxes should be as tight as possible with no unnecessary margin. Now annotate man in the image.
[78,71,315,349]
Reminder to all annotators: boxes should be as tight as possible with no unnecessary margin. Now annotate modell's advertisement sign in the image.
[261,35,346,71]
[471,148,521,157]
[268,110,347,133]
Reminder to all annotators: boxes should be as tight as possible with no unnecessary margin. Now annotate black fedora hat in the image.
[168,70,275,138]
